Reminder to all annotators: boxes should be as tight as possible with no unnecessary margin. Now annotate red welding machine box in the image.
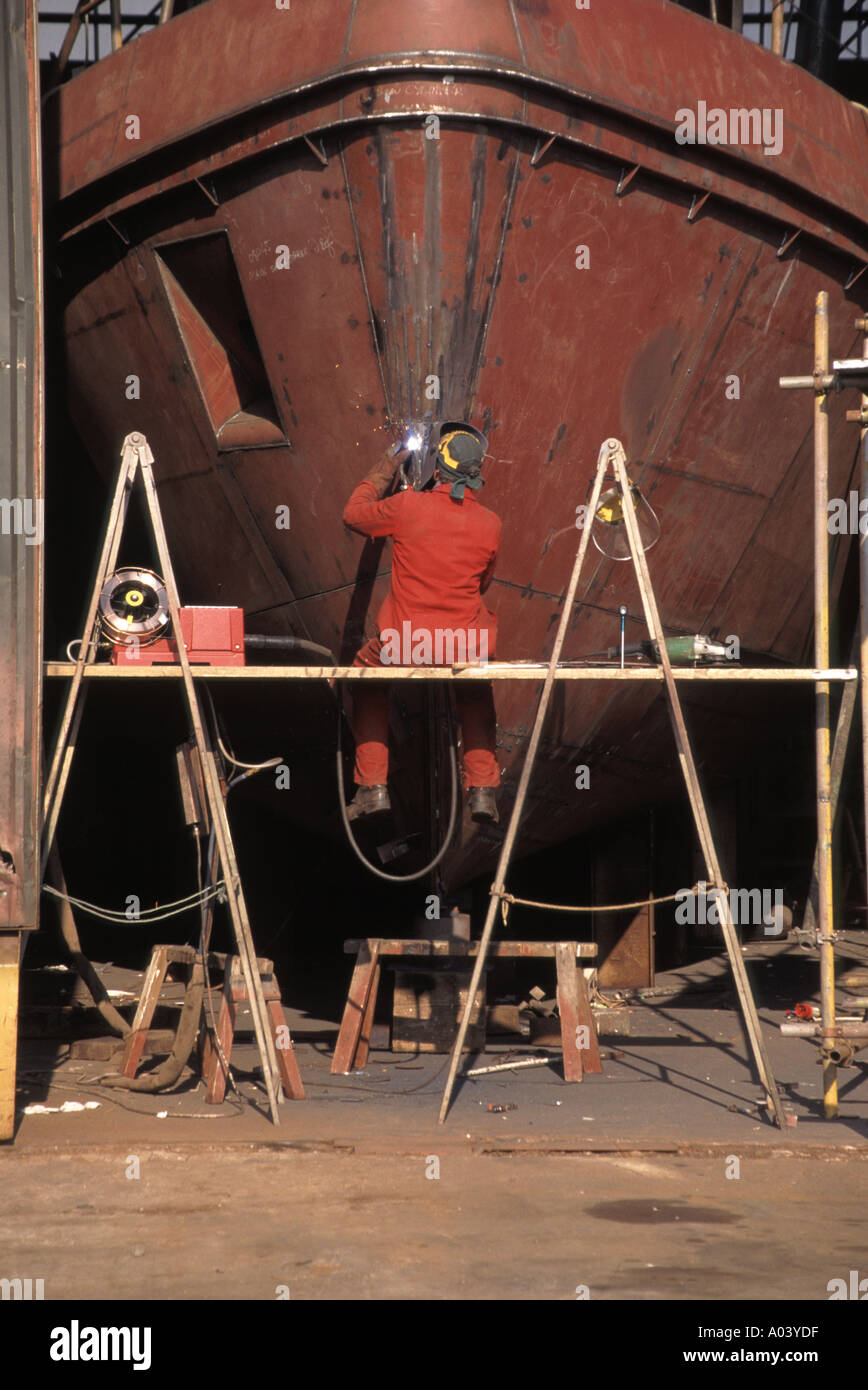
[111,607,245,666]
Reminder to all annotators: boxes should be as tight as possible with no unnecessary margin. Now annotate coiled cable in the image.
[336,687,459,882]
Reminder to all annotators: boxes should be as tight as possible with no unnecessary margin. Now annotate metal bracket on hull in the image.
[686,189,711,223]
[530,134,557,168]
[103,214,129,246]
[777,227,801,259]
[303,133,329,167]
[615,164,640,197]
[193,175,219,207]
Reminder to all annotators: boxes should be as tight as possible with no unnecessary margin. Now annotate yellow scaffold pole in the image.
[814,291,838,1119]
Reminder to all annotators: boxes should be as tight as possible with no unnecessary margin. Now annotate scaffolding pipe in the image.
[780,373,837,390]
[814,289,838,1118]
[802,642,858,938]
[781,1022,868,1037]
[52,0,92,81]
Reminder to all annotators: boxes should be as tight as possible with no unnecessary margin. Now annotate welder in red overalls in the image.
[342,424,501,824]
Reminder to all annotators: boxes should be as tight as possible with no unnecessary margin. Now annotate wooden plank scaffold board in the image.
[45,663,857,683]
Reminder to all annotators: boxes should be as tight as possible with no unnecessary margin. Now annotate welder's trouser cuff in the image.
[349,638,500,789]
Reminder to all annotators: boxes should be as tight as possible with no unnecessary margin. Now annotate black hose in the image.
[245,634,335,663]
[47,844,130,1039]
[100,962,205,1092]
[336,687,460,882]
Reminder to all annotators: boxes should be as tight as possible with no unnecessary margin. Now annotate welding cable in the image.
[99,959,206,1093]
[65,637,103,663]
[46,844,130,1039]
[244,633,335,662]
[336,691,460,882]
[590,981,625,1009]
[202,740,285,884]
[18,1073,245,1119]
[42,880,227,924]
[306,1049,453,1096]
[217,742,283,773]
[202,683,284,774]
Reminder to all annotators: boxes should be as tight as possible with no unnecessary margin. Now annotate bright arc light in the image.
[405,431,422,451]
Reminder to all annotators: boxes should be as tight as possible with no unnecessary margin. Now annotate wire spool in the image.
[98,566,170,647]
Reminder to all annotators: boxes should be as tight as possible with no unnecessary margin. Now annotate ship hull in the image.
[43,0,868,887]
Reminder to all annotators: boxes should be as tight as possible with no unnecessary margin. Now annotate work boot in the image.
[468,787,499,825]
[346,784,391,821]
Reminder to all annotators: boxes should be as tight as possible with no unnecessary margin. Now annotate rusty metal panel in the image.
[41,0,868,910]
[45,0,868,249]
[0,0,43,929]
[52,122,866,894]
[587,818,655,989]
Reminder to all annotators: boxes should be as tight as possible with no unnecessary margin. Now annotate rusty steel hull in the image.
[43,0,868,887]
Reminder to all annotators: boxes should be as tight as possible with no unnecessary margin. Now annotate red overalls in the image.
[342,480,502,789]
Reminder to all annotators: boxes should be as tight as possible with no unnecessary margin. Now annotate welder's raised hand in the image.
[362,444,410,498]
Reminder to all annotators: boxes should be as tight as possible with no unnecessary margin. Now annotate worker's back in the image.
[385,483,500,634]
[344,447,503,808]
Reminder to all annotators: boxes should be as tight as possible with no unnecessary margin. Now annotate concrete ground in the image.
[2,1148,865,1301]
[3,946,867,1300]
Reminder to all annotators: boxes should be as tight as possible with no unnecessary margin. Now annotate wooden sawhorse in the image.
[331,938,601,1079]
[121,944,304,1101]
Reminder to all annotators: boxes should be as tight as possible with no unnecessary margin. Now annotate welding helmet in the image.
[433,422,489,501]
